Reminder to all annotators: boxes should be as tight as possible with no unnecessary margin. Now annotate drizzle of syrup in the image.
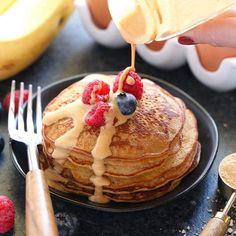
[43,45,137,203]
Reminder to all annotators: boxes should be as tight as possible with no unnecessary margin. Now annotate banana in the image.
[0,0,15,15]
[0,0,74,80]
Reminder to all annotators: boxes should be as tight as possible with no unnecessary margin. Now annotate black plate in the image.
[10,73,218,212]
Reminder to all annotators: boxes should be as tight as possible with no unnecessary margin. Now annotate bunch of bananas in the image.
[0,0,74,80]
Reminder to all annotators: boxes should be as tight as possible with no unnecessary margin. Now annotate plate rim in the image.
[10,72,219,212]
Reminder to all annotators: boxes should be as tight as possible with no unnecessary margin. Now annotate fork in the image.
[8,81,59,236]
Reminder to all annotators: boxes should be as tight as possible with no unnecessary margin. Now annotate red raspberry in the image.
[82,80,110,104]
[85,102,110,127]
[0,196,15,234]
[3,90,29,113]
[113,70,143,100]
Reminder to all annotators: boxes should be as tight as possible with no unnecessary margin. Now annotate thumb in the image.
[178,17,236,48]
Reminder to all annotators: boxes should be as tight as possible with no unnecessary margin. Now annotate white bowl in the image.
[186,46,236,92]
[136,39,186,70]
[77,0,126,48]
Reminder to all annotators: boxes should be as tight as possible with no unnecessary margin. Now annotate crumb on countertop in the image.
[207,209,213,213]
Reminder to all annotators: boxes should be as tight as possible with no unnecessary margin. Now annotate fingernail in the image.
[178,36,195,45]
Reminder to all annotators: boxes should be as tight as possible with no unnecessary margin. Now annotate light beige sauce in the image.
[90,83,101,104]
[126,76,135,85]
[131,43,136,70]
[89,108,116,203]
[89,44,136,203]
[110,0,236,44]
[118,67,132,92]
[42,45,137,203]
[43,100,88,164]
[117,43,136,92]
[219,153,236,189]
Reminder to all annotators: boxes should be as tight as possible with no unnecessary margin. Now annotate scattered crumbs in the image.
[55,212,78,235]
[187,226,190,231]
[191,200,197,206]
[228,228,233,234]
[211,197,218,203]
[206,197,210,200]
[159,228,162,231]
[223,123,228,128]
[207,209,213,213]
[230,219,234,227]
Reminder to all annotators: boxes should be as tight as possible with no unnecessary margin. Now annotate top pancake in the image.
[43,75,185,161]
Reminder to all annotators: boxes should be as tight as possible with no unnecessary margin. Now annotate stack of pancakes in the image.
[41,75,200,203]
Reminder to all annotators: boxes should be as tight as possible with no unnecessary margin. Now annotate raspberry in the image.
[82,80,110,104]
[85,102,110,127]
[3,90,29,113]
[0,196,15,234]
[113,70,143,100]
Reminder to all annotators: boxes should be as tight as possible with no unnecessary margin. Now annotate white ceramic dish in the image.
[136,39,186,70]
[77,1,236,92]
[186,46,236,92]
[10,73,218,212]
[77,0,126,48]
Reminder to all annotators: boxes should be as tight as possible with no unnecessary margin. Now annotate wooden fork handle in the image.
[26,169,59,236]
[200,213,230,236]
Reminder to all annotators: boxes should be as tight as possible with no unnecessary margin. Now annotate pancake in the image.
[41,73,200,203]
[43,76,185,161]
[39,144,200,202]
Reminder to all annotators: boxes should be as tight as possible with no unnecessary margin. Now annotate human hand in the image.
[178,8,236,47]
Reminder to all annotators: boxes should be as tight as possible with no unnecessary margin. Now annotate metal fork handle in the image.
[25,147,58,236]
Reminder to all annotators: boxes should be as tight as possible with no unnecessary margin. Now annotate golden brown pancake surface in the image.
[43,76,185,160]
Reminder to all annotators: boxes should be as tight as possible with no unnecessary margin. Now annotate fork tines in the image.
[8,80,42,144]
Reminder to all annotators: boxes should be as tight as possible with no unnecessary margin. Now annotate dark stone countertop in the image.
[1,8,236,236]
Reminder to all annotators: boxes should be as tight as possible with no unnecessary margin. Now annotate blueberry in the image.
[117,92,137,115]
[0,136,4,153]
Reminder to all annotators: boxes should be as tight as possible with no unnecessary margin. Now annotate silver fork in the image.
[8,81,58,236]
